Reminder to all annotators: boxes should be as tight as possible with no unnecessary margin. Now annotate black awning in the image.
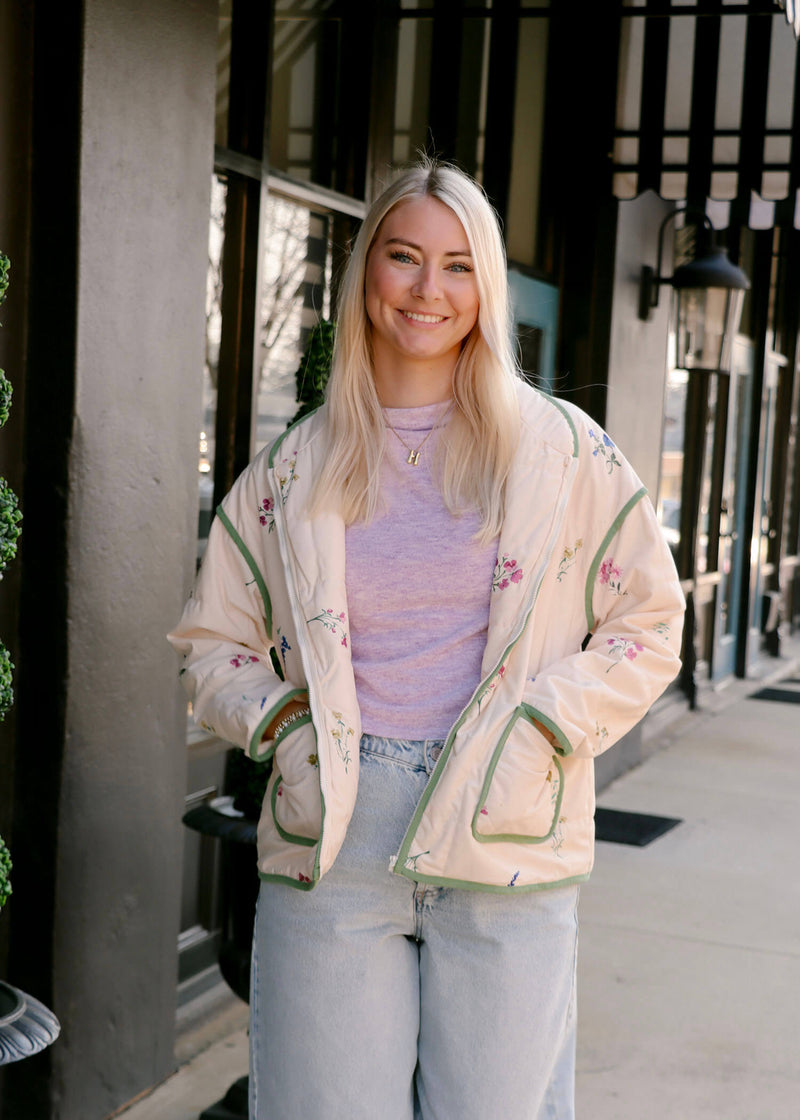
[613,2,800,225]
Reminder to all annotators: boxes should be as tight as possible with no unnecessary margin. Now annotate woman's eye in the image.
[448,262,473,274]
[389,250,415,264]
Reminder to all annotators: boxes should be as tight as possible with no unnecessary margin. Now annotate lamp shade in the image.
[672,246,749,373]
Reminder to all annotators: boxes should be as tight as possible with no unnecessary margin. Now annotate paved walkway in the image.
[118,650,800,1120]
[577,664,800,1118]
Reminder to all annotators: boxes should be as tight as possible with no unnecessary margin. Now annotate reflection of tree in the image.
[205,177,227,390]
[259,197,312,394]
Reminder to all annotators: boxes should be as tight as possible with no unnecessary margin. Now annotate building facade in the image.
[1,2,798,1116]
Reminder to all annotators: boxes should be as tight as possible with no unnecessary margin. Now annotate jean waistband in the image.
[360,733,446,774]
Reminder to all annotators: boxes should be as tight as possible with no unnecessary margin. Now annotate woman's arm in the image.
[168,504,307,761]
[522,489,684,761]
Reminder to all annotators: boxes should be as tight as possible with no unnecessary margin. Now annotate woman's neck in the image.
[372,365,454,408]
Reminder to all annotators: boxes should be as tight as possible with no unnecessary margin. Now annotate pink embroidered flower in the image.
[480,808,488,816]
[230,653,259,668]
[492,555,524,592]
[258,497,274,527]
[308,608,349,649]
[599,558,620,584]
[606,637,644,672]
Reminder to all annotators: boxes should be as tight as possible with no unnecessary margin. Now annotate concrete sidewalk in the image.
[577,665,800,1119]
[118,653,800,1120]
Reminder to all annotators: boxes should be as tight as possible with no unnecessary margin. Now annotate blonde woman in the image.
[170,160,684,1120]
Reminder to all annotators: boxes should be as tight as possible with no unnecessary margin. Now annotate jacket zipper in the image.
[392,452,580,877]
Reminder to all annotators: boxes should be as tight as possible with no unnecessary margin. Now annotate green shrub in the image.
[0,834,11,912]
[0,478,21,576]
[0,642,13,721]
[0,253,9,309]
[292,319,334,423]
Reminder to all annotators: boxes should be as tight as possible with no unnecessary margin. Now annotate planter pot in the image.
[0,980,61,1065]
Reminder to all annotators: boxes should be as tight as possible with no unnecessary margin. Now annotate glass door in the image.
[712,338,753,679]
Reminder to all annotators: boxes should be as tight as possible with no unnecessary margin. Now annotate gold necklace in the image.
[383,400,455,466]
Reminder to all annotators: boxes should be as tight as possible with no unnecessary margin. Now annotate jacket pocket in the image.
[472,706,564,844]
[270,721,322,847]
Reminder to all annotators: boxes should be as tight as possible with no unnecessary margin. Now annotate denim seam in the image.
[360,749,427,774]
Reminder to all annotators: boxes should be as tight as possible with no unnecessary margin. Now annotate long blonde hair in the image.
[311,159,521,542]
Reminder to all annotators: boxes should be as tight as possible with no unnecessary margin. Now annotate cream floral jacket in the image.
[169,382,685,893]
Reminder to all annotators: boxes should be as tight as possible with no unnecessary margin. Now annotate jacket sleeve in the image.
[522,465,685,761]
[167,479,303,761]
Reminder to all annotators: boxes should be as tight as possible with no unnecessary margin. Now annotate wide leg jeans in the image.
[250,733,579,1120]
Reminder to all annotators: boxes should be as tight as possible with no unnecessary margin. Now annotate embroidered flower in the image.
[260,454,299,529]
[605,637,644,672]
[477,664,506,712]
[652,621,671,641]
[588,428,621,474]
[330,714,354,773]
[492,555,524,592]
[258,496,275,529]
[307,607,349,648]
[298,873,311,883]
[557,538,583,582]
[279,632,291,669]
[230,653,259,668]
[598,557,626,596]
[551,818,565,857]
[404,850,430,873]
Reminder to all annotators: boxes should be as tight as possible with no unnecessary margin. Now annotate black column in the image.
[537,0,623,423]
[3,3,82,1116]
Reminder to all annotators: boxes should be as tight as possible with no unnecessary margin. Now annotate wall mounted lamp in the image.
[638,208,750,373]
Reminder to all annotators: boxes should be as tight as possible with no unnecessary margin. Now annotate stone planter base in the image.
[0,980,61,1065]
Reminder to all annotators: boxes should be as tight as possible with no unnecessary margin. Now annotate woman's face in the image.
[364,195,480,400]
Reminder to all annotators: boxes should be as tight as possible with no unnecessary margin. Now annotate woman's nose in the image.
[411,263,441,300]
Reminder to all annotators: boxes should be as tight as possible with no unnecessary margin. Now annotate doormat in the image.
[748,686,800,704]
[595,807,682,847]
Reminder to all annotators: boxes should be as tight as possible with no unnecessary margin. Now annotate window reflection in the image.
[659,366,687,558]
[254,194,334,456]
[270,0,338,184]
[198,174,227,561]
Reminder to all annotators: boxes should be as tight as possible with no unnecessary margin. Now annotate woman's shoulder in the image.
[515,381,584,459]
[265,404,329,469]
[514,382,644,499]
[221,406,328,520]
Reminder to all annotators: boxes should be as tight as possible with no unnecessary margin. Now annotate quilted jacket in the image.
[168,382,685,893]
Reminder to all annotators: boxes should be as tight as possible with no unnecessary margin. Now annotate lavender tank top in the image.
[345,402,499,739]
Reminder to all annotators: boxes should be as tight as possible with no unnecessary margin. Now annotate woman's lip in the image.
[397,309,448,324]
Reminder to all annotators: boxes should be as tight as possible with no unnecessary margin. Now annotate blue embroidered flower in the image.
[588,429,621,473]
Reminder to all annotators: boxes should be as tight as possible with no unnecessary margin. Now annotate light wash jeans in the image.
[250,734,579,1120]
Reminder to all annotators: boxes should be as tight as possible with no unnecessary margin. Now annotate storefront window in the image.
[394,4,492,180]
[659,366,687,562]
[254,192,335,456]
[198,173,227,562]
[270,0,339,184]
[215,0,233,149]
